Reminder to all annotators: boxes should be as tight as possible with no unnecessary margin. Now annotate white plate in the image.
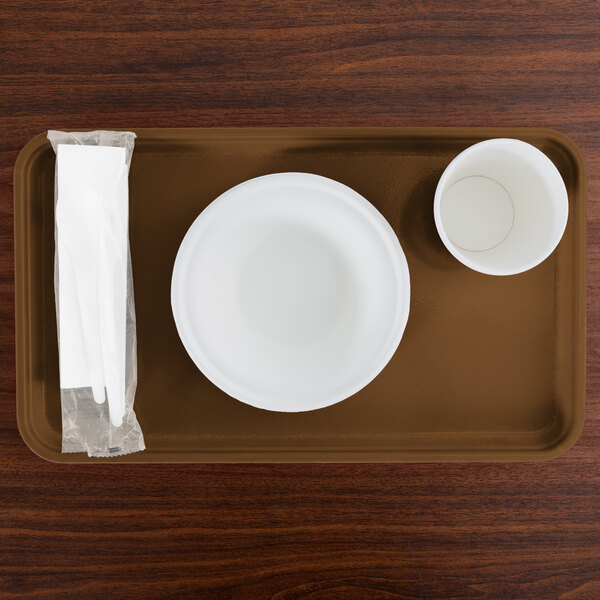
[171,173,410,412]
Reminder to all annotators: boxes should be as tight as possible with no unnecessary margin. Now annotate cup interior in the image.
[434,139,568,275]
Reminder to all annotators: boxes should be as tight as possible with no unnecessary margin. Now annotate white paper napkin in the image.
[55,144,128,427]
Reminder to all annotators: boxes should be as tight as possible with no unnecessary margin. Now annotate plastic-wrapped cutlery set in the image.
[48,131,144,457]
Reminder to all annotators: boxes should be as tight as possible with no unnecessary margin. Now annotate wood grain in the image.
[1,1,599,598]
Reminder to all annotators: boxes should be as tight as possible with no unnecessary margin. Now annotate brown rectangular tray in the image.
[15,128,586,462]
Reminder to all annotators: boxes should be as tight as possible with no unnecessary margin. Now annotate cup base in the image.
[441,176,514,252]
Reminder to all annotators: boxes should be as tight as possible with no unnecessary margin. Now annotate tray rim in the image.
[14,127,586,463]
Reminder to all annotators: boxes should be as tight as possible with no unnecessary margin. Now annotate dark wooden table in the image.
[1,1,599,598]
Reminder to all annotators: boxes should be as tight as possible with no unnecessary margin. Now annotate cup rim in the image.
[433,138,569,276]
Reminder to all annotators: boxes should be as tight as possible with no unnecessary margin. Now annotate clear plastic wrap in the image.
[48,130,145,457]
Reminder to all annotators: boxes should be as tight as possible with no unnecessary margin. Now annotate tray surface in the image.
[14,128,586,462]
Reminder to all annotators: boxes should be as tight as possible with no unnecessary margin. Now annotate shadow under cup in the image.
[434,138,569,276]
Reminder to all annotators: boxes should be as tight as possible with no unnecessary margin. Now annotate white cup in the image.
[434,138,568,275]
